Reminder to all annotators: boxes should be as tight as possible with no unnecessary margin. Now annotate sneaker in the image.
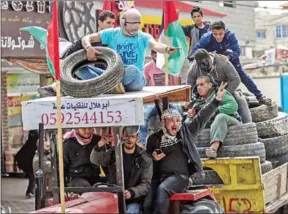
[106,82,126,94]
[26,192,35,199]
[206,148,218,158]
[258,96,272,106]
[37,85,56,97]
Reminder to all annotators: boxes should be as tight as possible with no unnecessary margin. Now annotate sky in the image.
[257,1,287,8]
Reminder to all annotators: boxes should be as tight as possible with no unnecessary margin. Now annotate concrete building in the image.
[183,1,257,59]
[254,6,288,55]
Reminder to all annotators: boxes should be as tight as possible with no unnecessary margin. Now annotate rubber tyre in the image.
[261,161,273,174]
[197,142,266,163]
[196,123,258,147]
[261,134,288,158]
[269,153,288,168]
[60,47,124,98]
[250,101,279,123]
[181,199,224,214]
[256,112,288,138]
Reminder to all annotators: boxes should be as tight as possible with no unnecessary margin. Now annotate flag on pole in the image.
[156,1,188,76]
[47,1,60,80]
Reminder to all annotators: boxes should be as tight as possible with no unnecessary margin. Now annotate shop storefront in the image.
[1,1,52,174]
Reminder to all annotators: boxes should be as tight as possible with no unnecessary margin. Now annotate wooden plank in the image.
[265,192,288,213]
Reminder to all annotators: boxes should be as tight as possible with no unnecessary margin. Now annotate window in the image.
[240,47,246,57]
[256,31,265,39]
[219,1,235,8]
[275,25,288,38]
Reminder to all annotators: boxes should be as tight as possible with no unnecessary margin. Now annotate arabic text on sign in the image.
[41,111,123,126]
[1,36,35,50]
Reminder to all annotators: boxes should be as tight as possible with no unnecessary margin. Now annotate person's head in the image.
[120,8,142,36]
[196,75,213,97]
[191,6,203,26]
[43,140,51,155]
[121,126,140,152]
[161,109,182,136]
[194,49,213,72]
[98,10,116,31]
[211,21,226,42]
[151,49,157,62]
[76,128,94,139]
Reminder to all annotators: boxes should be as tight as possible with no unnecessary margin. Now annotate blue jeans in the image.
[122,65,146,92]
[126,202,142,214]
[75,65,104,79]
[138,104,183,144]
[153,174,189,214]
[231,59,263,100]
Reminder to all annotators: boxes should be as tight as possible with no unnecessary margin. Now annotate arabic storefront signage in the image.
[21,97,144,130]
[7,72,40,94]
[1,1,50,58]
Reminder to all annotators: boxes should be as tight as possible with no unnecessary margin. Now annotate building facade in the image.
[254,8,288,55]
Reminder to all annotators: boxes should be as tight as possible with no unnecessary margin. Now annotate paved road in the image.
[1,177,35,213]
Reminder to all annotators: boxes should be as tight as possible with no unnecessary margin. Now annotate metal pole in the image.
[35,123,46,210]
[113,127,126,214]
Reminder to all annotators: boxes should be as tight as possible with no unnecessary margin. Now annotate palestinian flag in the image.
[20,1,60,79]
[156,1,188,76]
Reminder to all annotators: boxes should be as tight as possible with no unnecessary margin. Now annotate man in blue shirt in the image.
[81,8,178,92]
[191,21,269,104]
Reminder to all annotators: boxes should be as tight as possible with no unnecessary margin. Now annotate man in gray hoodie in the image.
[187,48,252,123]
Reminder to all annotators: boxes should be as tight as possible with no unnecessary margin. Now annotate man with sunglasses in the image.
[90,126,153,214]
[81,8,178,92]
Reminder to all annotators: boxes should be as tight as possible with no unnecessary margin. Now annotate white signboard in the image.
[21,96,144,130]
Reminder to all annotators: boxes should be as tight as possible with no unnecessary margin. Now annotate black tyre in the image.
[269,153,288,168]
[60,47,124,98]
[181,199,224,214]
[191,170,223,185]
[196,123,258,147]
[197,142,266,163]
[256,112,288,138]
[261,134,288,158]
[250,101,279,123]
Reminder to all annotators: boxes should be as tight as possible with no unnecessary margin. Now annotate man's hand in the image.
[183,102,190,110]
[124,190,132,199]
[98,137,109,147]
[216,82,228,101]
[152,151,166,161]
[166,46,179,55]
[217,54,229,61]
[86,46,101,61]
[187,108,196,117]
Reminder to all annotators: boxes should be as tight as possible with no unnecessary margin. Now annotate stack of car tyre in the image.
[192,93,288,184]
[245,93,288,169]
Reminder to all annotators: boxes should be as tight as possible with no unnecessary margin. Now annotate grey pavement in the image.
[1,177,35,213]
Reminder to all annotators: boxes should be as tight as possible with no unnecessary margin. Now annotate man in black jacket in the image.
[144,82,227,214]
[63,128,105,187]
[90,126,153,214]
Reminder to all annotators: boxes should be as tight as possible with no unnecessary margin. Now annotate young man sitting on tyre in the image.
[81,8,178,93]
[90,126,153,214]
[38,10,119,97]
[185,75,241,158]
[143,82,227,214]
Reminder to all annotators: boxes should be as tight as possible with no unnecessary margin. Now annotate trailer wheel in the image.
[261,134,288,158]
[256,112,288,138]
[250,101,278,123]
[60,47,124,98]
[197,142,266,163]
[181,199,224,214]
[196,123,258,147]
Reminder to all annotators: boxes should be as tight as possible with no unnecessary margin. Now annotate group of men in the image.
[42,6,272,214]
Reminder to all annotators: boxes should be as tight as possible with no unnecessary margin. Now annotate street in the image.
[1,177,34,213]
